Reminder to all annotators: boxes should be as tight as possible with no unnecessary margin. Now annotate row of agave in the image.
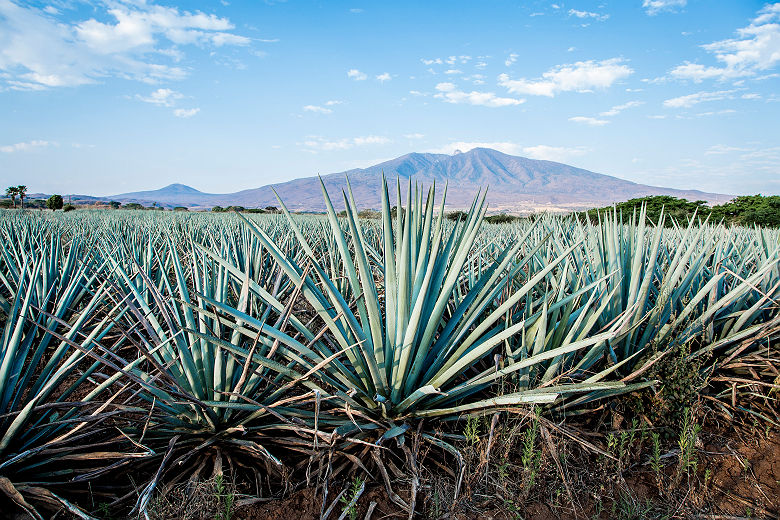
[0,177,778,517]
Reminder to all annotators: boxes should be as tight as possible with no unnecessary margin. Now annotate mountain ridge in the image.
[58,148,733,212]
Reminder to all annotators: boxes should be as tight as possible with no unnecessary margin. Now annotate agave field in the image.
[0,178,778,518]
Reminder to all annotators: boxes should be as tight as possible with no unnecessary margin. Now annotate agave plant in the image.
[182,179,645,456]
[0,231,145,519]
[93,222,337,517]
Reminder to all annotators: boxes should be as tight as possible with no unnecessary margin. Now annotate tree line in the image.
[584,195,780,228]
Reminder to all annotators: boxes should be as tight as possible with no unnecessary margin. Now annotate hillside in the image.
[85,148,729,212]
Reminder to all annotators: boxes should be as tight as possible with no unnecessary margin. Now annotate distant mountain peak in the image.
[158,183,204,194]
[103,147,730,211]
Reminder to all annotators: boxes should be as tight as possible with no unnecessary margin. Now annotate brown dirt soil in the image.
[235,487,405,520]
[233,427,780,520]
[705,429,780,516]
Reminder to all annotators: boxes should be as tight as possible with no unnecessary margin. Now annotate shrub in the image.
[46,194,64,210]
[63,203,76,212]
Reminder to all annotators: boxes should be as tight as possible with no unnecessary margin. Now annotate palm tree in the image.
[5,186,18,208]
[16,185,26,209]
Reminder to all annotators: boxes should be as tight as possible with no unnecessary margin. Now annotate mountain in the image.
[101,148,730,212]
[110,183,223,206]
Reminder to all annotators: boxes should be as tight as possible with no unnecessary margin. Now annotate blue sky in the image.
[0,0,778,197]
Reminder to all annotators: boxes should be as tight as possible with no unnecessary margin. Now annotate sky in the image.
[0,0,779,197]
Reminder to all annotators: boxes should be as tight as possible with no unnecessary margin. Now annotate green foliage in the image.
[5,186,18,208]
[446,210,468,221]
[710,195,780,227]
[63,203,76,212]
[586,194,780,228]
[464,415,481,445]
[674,408,701,485]
[123,202,144,210]
[46,194,64,210]
[586,196,708,225]
[357,209,381,219]
[651,431,663,485]
[214,474,235,520]
[520,408,542,498]
[109,200,121,209]
[338,476,365,520]
[485,213,520,224]
[173,206,189,212]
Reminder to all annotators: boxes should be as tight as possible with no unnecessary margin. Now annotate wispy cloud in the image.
[0,140,53,153]
[663,89,736,108]
[568,9,609,22]
[670,4,780,82]
[498,58,633,97]
[302,135,391,152]
[173,108,199,118]
[303,104,333,114]
[376,72,391,82]
[425,141,589,162]
[136,88,183,107]
[0,1,252,90]
[705,144,750,155]
[347,69,367,80]
[522,144,590,162]
[434,82,525,107]
[403,133,425,139]
[643,0,686,15]
[505,53,518,67]
[599,100,644,116]
[569,116,609,126]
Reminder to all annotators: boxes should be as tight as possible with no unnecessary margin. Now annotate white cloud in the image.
[303,104,333,114]
[173,108,199,118]
[444,69,462,75]
[705,144,750,155]
[434,82,525,107]
[568,9,609,21]
[741,93,761,99]
[475,61,487,69]
[464,74,485,85]
[421,58,443,65]
[643,0,686,15]
[303,135,391,152]
[426,142,526,155]
[599,100,644,116]
[670,5,780,82]
[0,140,53,153]
[425,142,589,162]
[568,116,609,126]
[0,1,251,90]
[505,53,518,67]
[376,72,391,82]
[498,58,633,97]
[347,69,367,80]
[663,90,736,108]
[403,133,425,139]
[136,88,183,107]
[521,144,590,162]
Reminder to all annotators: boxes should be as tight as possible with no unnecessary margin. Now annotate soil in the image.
[234,426,780,520]
[705,429,780,517]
